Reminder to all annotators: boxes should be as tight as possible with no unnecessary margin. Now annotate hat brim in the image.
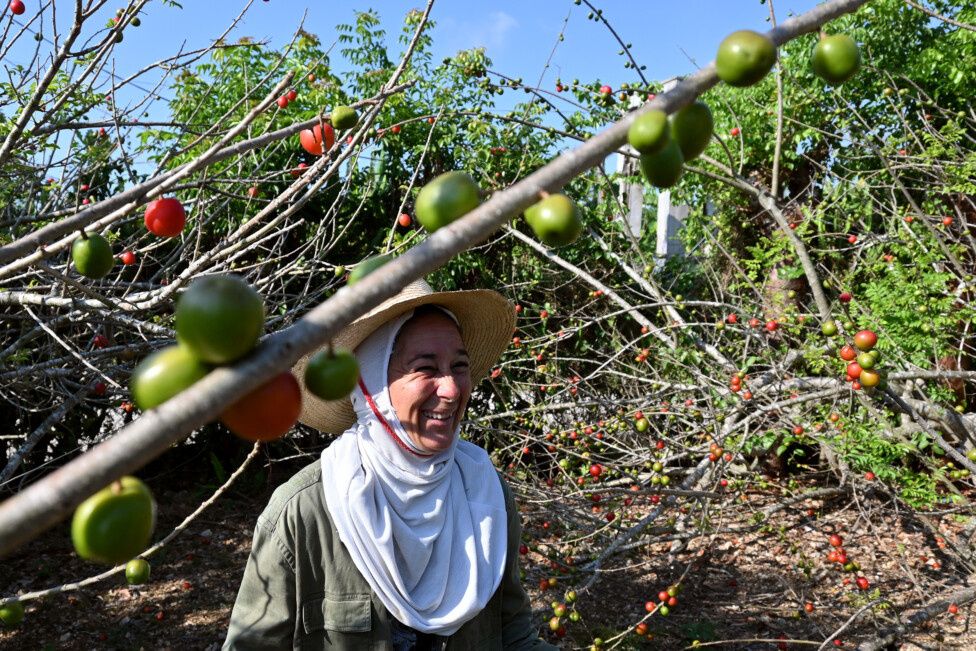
[294,283,515,434]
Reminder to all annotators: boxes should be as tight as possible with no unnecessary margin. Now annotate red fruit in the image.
[589,464,602,478]
[865,471,875,481]
[391,125,401,134]
[731,376,741,385]
[827,551,838,563]
[742,391,752,399]
[80,184,89,191]
[398,213,411,227]
[804,603,814,612]
[10,0,25,15]
[286,89,297,101]
[949,604,959,614]
[659,590,669,601]
[851,381,862,390]
[839,293,852,303]
[519,544,528,555]
[853,330,877,350]
[846,362,862,379]
[848,235,857,244]
[749,318,760,328]
[605,512,615,522]
[300,124,336,156]
[830,534,843,547]
[855,577,869,590]
[182,581,192,590]
[727,314,738,323]
[144,197,187,237]
[943,217,953,226]
[600,85,612,94]
[840,345,857,361]
[93,381,106,394]
[428,117,435,124]
[221,371,302,442]
[92,334,109,349]
[277,96,289,108]
[765,320,777,331]
[793,426,803,435]
[730,127,740,136]
[121,251,136,265]
[290,163,308,179]
[247,186,259,198]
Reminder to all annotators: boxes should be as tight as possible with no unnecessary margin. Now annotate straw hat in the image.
[294,278,515,434]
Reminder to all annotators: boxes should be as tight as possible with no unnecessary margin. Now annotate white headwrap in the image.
[320,308,507,635]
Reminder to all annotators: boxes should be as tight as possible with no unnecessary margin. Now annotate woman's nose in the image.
[436,374,461,400]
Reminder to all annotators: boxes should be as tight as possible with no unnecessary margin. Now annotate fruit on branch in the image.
[9,0,25,16]
[290,163,308,178]
[221,371,302,442]
[398,213,411,227]
[627,110,669,155]
[72,232,114,279]
[524,193,583,247]
[121,251,136,265]
[130,345,210,410]
[715,30,777,87]
[144,197,186,238]
[858,368,881,387]
[71,476,156,565]
[125,558,151,585]
[247,186,259,198]
[821,321,838,336]
[305,347,360,401]
[347,254,391,284]
[330,105,359,129]
[669,101,713,162]
[853,330,877,350]
[300,123,336,156]
[812,34,860,85]
[415,171,481,231]
[277,96,289,108]
[175,275,265,364]
[639,140,684,188]
[0,601,25,626]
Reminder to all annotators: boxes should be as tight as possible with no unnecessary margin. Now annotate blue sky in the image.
[7,1,827,109]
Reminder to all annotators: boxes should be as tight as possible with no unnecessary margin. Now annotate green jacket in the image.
[223,459,558,651]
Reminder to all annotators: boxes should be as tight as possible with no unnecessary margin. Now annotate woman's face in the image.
[388,311,471,454]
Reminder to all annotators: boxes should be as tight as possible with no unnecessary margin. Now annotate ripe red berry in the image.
[830,534,843,547]
[730,127,740,136]
[943,217,953,226]
[804,603,814,612]
[93,381,106,394]
[600,85,612,94]
[277,96,289,108]
[765,320,777,331]
[286,89,297,101]
[121,251,136,265]
[391,124,401,134]
[856,577,869,590]
[398,213,411,227]
[10,0,25,15]
[949,604,959,614]
[839,293,852,303]
[848,235,857,244]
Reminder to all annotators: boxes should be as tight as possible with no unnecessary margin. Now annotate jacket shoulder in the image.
[257,458,325,532]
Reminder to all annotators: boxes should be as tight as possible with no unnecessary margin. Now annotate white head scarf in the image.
[320,308,507,635]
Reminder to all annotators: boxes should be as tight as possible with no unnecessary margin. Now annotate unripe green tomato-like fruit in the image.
[524,194,583,247]
[415,171,481,231]
[967,449,976,462]
[73,233,115,279]
[669,101,713,161]
[130,345,210,410]
[71,476,156,566]
[812,34,860,85]
[858,368,881,387]
[347,254,391,285]
[639,140,684,188]
[304,347,360,401]
[330,105,359,130]
[175,275,265,364]
[716,30,777,87]
[856,352,875,370]
[821,321,838,336]
[0,601,25,627]
[125,558,151,585]
[627,110,670,155]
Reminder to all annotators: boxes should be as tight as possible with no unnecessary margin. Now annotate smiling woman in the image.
[223,279,557,651]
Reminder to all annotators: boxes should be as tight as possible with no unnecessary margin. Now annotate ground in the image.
[1,459,974,650]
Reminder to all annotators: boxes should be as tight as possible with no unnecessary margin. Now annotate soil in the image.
[1,458,974,650]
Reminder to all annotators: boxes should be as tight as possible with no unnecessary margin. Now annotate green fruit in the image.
[524,194,583,247]
[967,449,976,462]
[639,140,684,188]
[334,265,346,277]
[130,345,209,410]
[347,254,391,285]
[856,352,875,370]
[305,347,360,401]
[716,30,777,87]
[72,477,156,566]
[635,418,650,432]
[130,16,141,26]
[175,275,265,364]
[0,601,24,627]
[125,558,151,585]
[812,34,860,85]
[821,321,838,336]
[72,233,114,279]
[669,101,713,162]
[414,171,481,231]
[627,110,670,155]
[330,105,359,130]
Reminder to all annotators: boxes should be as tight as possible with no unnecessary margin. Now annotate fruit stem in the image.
[818,29,826,40]
[538,190,551,200]
[327,341,335,358]
[111,480,123,494]
[78,230,88,240]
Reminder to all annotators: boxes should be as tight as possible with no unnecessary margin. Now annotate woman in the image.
[224,279,557,650]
